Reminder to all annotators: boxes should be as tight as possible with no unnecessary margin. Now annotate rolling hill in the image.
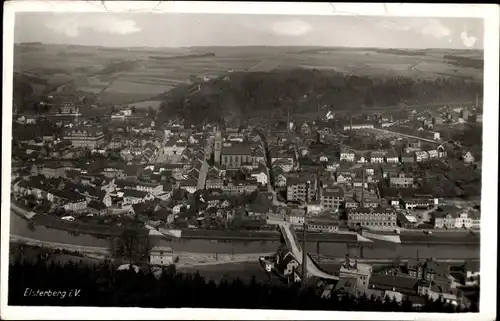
[12,43,483,115]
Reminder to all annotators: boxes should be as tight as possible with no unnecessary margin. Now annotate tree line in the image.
[156,69,483,127]
[8,258,477,312]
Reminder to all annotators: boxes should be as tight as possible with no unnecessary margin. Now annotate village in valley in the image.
[10,84,483,309]
[12,93,482,235]
[7,11,488,313]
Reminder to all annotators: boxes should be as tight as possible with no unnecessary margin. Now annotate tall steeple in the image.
[214,128,222,166]
[75,106,79,124]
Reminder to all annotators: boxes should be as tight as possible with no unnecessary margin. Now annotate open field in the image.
[14,44,483,106]
[122,100,163,110]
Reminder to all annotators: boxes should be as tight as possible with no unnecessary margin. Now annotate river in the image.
[10,213,480,259]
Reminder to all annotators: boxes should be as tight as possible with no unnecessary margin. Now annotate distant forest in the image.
[96,60,140,76]
[157,69,483,126]
[443,55,483,69]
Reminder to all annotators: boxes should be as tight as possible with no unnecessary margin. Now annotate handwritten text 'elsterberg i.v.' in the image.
[24,288,81,299]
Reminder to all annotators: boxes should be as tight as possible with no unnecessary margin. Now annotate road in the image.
[248,60,265,72]
[278,222,339,280]
[197,135,213,190]
[331,100,477,116]
[10,233,275,267]
[10,235,110,255]
[179,256,479,284]
[155,138,169,163]
[361,127,441,145]
[409,61,422,72]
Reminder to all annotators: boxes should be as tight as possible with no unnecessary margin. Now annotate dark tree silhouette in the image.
[8,256,478,311]
[110,229,151,265]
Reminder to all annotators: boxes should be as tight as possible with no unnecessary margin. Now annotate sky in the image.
[14,13,484,49]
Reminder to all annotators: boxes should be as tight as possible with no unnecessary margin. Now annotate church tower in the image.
[214,129,222,166]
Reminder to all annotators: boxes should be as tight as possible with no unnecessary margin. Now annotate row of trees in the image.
[8,258,477,312]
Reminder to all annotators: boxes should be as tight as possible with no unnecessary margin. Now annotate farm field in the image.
[14,43,483,106]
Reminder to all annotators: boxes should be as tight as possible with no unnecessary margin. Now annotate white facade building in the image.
[149,246,174,266]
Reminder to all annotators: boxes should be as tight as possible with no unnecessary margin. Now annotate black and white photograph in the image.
[1,2,498,320]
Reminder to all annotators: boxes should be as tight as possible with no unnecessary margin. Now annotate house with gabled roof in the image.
[180,148,193,161]
[401,152,415,163]
[370,151,386,163]
[336,173,350,184]
[123,165,142,180]
[52,188,88,212]
[415,151,429,162]
[164,138,187,156]
[186,167,199,180]
[207,166,220,178]
[427,149,438,159]
[326,160,340,172]
[178,179,198,194]
[385,150,399,163]
[274,172,288,188]
[245,198,274,217]
[123,190,154,205]
[462,151,475,164]
[39,162,66,178]
[206,177,224,189]
[436,145,447,158]
[251,165,268,186]
[88,200,107,215]
[340,146,355,162]
[79,185,113,207]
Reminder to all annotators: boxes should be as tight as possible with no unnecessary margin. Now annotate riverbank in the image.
[9,235,275,267]
[11,201,480,245]
[11,233,480,270]
[15,211,481,245]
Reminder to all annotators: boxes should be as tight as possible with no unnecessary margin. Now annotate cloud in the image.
[45,15,141,37]
[379,18,451,39]
[270,19,312,37]
[460,31,477,48]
